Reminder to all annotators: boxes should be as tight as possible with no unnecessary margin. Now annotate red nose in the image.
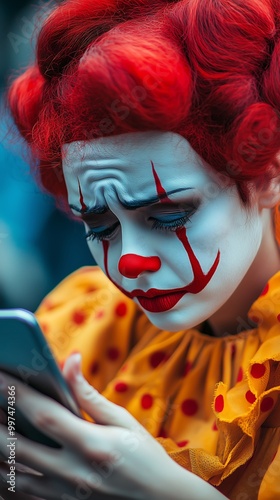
[118,254,161,278]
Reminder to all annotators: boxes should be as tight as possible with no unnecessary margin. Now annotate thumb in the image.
[63,353,134,428]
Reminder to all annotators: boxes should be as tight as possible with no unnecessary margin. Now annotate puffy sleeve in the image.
[35,266,143,392]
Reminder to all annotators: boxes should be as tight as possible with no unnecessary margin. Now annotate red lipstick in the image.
[136,291,186,313]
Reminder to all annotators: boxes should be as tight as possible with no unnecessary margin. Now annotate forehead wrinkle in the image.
[63,134,203,184]
[63,139,174,179]
[70,186,195,215]
[72,161,146,193]
[63,142,127,176]
[62,131,205,174]
[63,131,214,212]
[63,150,208,190]
[67,161,127,181]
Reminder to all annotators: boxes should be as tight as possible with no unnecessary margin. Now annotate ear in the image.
[257,177,280,209]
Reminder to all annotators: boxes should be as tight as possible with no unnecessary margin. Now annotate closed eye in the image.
[85,208,196,242]
[149,210,196,232]
[85,221,120,242]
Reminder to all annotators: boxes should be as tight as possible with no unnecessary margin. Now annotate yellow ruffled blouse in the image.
[36,267,280,500]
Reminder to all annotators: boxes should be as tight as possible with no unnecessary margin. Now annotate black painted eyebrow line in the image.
[70,204,107,215]
[120,187,194,210]
[70,187,194,215]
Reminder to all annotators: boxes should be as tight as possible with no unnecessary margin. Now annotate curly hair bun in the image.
[7,0,280,202]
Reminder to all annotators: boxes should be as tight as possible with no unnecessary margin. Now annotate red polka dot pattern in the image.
[43,299,55,311]
[237,367,243,382]
[72,310,86,325]
[106,347,120,361]
[251,363,266,379]
[115,302,128,317]
[177,440,189,448]
[245,390,256,404]
[277,314,280,322]
[260,397,274,412]
[141,394,154,410]
[181,399,199,416]
[251,315,260,325]
[41,323,49,334]
[150,351,168,368]
[231,344,236,359]
[214,395,224,413]
[260,283,269,296]
[95,310,105,319]
[115,382,129,393]
[212,421,218,431]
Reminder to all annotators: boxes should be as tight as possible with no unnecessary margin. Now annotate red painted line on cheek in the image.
[176,227,202,277]
[78,179,87,212]
[102,240,124,290]
[151,161,220,291]
[176,227,220,293]
[102,240,110,278]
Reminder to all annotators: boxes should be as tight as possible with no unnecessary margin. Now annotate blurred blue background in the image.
[0,0,93,311]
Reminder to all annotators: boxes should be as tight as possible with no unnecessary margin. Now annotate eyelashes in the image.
[85,221,119,242]
[85,210,196,242]
[151,214,193,231]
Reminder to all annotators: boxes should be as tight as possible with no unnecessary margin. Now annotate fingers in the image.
[0,488,45,500]
[0,437,107,499]
[0,462,46,500]
[0,371,84,448]
[0,424,58,477]
[1,390,115,467]
[0,460,111,500]
[64,354,135,428]
[0,363,141,470]
[0,468,53,500]
[13,473,55,500]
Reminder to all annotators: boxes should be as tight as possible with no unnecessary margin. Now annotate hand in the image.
[0,354,176,500]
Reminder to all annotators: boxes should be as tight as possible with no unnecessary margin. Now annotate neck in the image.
[208,209,280,337]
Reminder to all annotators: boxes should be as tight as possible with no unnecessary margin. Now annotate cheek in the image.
[195,204,249,253]
[87,241,105,268]
[207,217,262,284]
[87,239,121,277]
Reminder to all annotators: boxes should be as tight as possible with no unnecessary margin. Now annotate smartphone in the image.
[0,308,82,448]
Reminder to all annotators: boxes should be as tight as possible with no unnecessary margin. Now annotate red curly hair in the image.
[7,0,280,203]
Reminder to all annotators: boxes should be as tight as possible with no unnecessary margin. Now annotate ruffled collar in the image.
[248,270,280,342]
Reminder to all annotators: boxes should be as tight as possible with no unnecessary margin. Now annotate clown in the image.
[1,1,280,499]
[62,131,275,335]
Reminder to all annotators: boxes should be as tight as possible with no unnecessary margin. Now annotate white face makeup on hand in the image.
[62,131,263,332]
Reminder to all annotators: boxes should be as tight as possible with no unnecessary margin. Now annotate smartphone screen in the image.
[0,309,82,448]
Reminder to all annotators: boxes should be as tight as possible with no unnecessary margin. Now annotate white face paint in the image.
[62,131,263,332]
